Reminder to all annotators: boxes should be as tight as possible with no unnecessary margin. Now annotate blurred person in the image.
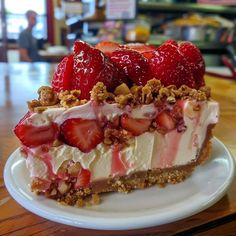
[18,10,42,62]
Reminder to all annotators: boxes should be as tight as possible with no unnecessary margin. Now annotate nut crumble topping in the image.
[90,82,109,102]
[27,79,211,113]
[104,128,132,146]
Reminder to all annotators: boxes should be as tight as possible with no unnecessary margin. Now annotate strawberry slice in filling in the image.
[60,118,103,153]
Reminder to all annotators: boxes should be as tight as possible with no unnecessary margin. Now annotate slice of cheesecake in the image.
[14,40,219,206]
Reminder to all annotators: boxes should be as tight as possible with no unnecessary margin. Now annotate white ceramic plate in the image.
[4,137,235,230]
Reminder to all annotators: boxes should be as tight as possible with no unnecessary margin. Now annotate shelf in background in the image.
[138,2,236,14]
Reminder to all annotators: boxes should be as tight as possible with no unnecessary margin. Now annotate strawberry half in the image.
[121,115,151,136]
[156,111,176,133]
[125,43,156,53]
[72,40,126,99]
[178,41,205,88]
[75,168,91,189]
[14,122,59,147]
[52,54,74,92]
[60,118,103,153]
[95,41,122,57]
[147,41,196,88]
[164,39,178,47]
[110,49,153,86]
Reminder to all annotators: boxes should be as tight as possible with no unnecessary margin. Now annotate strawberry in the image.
[106,116,120,129]
[156,111,176,133]
[60,118,103,153]
[147,42,196,88]
[52,54,74,92]
[110,49,153,86]
[14,122,59,147]
[75,168,91,189]
[17,111,32,124]
[120,115,151,136]
[95,41,122,57]
[164,39,178,47]
[178,41,205,88]
[125,43,156,53]
[72,40,125,99]
[141,50,155,60]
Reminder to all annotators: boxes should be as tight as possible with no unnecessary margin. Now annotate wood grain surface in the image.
[0,63,236,236]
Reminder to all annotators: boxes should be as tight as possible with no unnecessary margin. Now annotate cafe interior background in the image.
[1,0,236,66]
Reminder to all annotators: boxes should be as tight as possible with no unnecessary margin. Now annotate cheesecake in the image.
[14,40,219,206]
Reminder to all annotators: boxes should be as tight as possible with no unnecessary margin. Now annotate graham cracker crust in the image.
[33,138,212,207]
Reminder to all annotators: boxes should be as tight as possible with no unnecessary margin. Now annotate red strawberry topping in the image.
[52,54,74,92]
[110,49,153,86]
[75,168,91,188]
[60,118,103,153]
[72,40,125,99]
[178,41,205,88]
[164,39,178,47]
[51,40,205,100]
[95,41,122,57]
[121,115,151,136]
[14,122,59,147]
[147,42,196,88]
[125,43,156,53]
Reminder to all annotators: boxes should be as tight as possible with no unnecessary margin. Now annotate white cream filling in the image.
[24,102,156,126]
[24,99,219,182]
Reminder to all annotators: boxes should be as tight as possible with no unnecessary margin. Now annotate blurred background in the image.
[1,0,236,66]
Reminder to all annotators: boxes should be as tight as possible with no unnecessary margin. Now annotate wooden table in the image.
[0,63,236,236]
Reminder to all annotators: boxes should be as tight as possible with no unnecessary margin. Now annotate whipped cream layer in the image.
[25,99,219,182]
[24,102,157,126]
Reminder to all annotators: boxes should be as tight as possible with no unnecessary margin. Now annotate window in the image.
[5,0,47,40]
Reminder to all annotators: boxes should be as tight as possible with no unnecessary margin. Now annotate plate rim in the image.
[4,137,236,230]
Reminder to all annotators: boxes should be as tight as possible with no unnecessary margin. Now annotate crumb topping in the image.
[27,79,211,113]
[58,90,87,108]
[90,82,110,102]
[104,128,132,146]
[38,86,59,106]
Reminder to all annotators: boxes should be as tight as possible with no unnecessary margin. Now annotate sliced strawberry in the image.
[110,49,153,86]
[147,42,196,88]
[164,39,178,47]
[120,115,151,136]
[178,41,205,88]
[95,41,122,57]
[106,116,120,129]
[75,168,91,189]
[17,111,32,125]
[141,50,155,60]
[72,40,126,99]
[52,54,74,92]
[60,118,103,153]
[156,111,176,133]
[14,122,59,147]
[125,43,156,53]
